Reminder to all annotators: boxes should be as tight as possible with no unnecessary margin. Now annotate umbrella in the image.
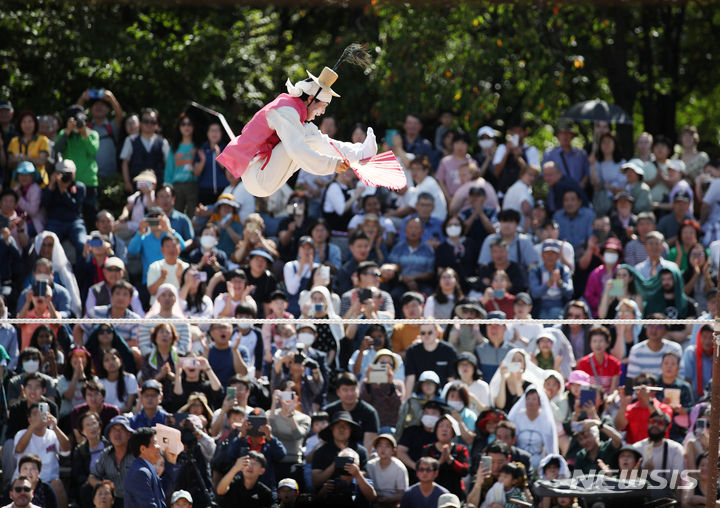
[560,99,633,125]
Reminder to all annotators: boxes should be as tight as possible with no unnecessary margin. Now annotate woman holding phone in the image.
[489,349,546,413]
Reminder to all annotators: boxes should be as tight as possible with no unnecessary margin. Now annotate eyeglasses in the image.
[416,468,435,473]
[104,267,122,272]
[419,331,434,336]
[364,272,381,277]
[13,487,31,493]
[141,118,157,125]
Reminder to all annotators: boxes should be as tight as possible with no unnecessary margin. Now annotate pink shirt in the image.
[584,264,615,317]
[450,177,500,213]
[436,154,474,195]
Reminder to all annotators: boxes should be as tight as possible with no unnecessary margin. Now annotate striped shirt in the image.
[626,339,682,379]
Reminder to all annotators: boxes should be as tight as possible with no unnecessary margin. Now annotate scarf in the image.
[620,263,688,318]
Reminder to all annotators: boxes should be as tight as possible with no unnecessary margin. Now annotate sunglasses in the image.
[98,328,113,334]
[364,272,381,277]
[13,487,31,493]
[416,468,435,473]
[141,118,157,125]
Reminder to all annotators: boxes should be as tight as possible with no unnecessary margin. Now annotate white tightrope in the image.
[1,317,717,326]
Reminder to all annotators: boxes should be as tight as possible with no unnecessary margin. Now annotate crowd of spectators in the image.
[0,92,719,508]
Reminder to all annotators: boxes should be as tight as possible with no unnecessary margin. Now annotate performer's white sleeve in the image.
[266,107,340,175]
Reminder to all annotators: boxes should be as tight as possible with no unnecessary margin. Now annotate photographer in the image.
[268,382,311,483]
[54,105,99,226]
[211,408,286,492]
[315,447,375,508]
[172,415,216,508]
[271,350,324,416]
[41,159,87,262]
[216,451,273,508]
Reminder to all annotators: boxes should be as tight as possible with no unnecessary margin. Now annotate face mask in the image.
[239,325,251,333]
[604,252,619,265]
[479,139,494,149]
[23,360,40,374]
[298,332,315,346]
[199,235,217,249]
[421,414,440,429]
[445,225,462,238]
[447,400,464,411]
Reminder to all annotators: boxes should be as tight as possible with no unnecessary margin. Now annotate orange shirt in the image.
[391,324,420,355]
[20,309,59,349]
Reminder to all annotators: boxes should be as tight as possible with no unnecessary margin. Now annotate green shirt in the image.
[57,129,100,186]
[574,438,619,474]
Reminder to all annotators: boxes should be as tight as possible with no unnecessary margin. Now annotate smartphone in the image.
[88,89,105,99]
[358,288,372,301]
[372,336,383,348]
[226,386,237,400]
[181,357,200,369]
[319,265,331,279]
[507,362,522,373]
[664,388,681,406]
[571,421,584,433]
[279,391,295,402]
[624,376,634,394]
[509,134,520,146]
[88,237,104,247]
[385,129,398,142]
[313,303,323,314]
[146,217,160,227]
[41,344,51,353]
[609,279,624,297]
[368,364,389,384]
[481,455,492,471]
[193,271,208,282]
[493,289,505,299]
[696,418,708,432]
[38,402,49,422]
[33,280,48,298]
[334,456,354,470]
[247,415,266,436]
[579,388,596,407]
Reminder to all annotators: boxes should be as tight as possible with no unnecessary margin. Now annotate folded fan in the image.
[330,142,407,190]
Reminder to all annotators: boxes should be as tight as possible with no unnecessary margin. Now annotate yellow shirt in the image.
[8,135,50,186]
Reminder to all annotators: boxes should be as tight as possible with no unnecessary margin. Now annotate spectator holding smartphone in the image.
[268,381,312,481]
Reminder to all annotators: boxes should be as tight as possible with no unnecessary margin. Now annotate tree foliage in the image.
[2,1,720,154]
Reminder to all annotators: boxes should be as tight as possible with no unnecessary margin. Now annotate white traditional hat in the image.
[286,66,341,103]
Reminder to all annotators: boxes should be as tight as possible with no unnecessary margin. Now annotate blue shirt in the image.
[127,231,186,283]
[129,407,169,429]
[398,214,445,245]
[208,346,235,388]
[478,233,539,270]
[553,206,596,247]
[681,345,713,396]
[388,241,435,276]
[543,146,590,183]
[169,209,194,241]
[474,340,513,382]
[547,175,590,213]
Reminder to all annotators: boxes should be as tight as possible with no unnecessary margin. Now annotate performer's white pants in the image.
[241,133,366,198]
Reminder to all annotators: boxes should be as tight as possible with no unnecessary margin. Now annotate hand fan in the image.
[330,143,407,190]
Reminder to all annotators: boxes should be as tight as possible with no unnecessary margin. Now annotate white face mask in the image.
[239,325,251,333]
[447,400,464,411]
[297,332,315,346]
[199,235,217,249]
[479,139,494,149]
[445,225,462,238]
[421,414,440,429]
[23,360,40,374]
[604,252,619,265]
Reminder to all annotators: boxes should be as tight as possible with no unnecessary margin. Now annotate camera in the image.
[294,352,306,364]
[60,172,73,183]
[74,112,87,129]
[358,288,372,301]
[180,418,198,447]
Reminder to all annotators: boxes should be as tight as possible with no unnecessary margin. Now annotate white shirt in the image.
[634,438,685,477]
[503,180,534,214]
[100,372,139,408]
[14,429,67,482]
[347,213,397,235]
[222,181,256,222]
[322,181,349,216]
[366,457,409,498]
[213,293,257,318]
[146,259,189,304]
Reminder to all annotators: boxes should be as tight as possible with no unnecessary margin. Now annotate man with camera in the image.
[211,407,286,493]
[322,373,380,454]
[54,105,100,228]
[41,159,87,262]
[215,451,273,508]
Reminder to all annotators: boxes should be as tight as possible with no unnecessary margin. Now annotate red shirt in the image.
[623,399,673,444]
[576,353,621,393]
